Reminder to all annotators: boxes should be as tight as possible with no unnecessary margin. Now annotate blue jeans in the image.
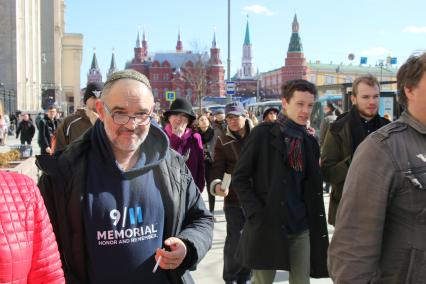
[223,205,251,283]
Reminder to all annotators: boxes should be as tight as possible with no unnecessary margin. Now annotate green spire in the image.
[288,14,303,52]
[244,19,251,45]
[91,49,99,69]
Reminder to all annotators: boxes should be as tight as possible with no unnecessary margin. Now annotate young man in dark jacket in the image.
[321,75,390,225]
[36,70,213,284]
[232,79,329,284]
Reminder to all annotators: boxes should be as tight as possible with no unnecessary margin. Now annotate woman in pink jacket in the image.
[0,171,64,284]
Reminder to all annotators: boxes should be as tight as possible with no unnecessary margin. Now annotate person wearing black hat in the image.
[163,97,205,192]
[262,107,279,123]
[53,81,103,152]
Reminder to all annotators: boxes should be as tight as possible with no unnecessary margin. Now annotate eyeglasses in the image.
[103,103,152,126]
[226,115,241,121]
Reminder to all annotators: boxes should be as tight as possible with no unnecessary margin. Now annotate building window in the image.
[153,88,158,98]
[163,73,169,81]
[345,76,353,83]
[325,75,336,84]
[309,74,316,83]
[176,88,181,97]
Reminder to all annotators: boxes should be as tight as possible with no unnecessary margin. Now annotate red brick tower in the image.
[128,30,149,76]
[142,30,148,58]
[281,14,309,83]
[207,32,225,97]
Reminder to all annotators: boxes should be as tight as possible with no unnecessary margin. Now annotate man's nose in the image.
[125,117,138,129]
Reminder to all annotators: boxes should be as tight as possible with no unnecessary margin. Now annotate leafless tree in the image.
[181,42,209,115]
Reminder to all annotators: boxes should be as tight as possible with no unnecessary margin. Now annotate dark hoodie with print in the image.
[83,120,170,284]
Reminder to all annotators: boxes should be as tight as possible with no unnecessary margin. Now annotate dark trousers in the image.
[205,161,215,213]
[223,205,251,282]
[20,138,32,145]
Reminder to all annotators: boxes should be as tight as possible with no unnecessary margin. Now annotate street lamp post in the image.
[227,0,233,103]
[256,77,260,102]
[227,0,231,82]
[378,60,384,83]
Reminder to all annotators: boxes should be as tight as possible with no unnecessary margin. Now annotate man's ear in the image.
[404,86,414,102]
[350,94,356,105]
[281,97,288,109]
[96,100,105,121]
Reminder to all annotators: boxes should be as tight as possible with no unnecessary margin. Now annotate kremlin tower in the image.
[281,14,309,82]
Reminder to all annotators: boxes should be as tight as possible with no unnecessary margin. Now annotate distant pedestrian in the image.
[197,114,218,216]
[318,102,339,194]
[262,107,279,123]
[319,102,338,147]
[0,113,5,146]
[212,108,227,136]
[16,113,36,145]
[3,112,10,144]
[37,105,59,155]
[328,52,426,284]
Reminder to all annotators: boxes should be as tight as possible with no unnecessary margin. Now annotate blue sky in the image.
[65,0,426,86]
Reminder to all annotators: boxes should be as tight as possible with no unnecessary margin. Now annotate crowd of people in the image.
[1,52,425,283]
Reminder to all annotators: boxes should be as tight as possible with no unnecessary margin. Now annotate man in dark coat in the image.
[37,105,58,154]
[232,79,329,284]
[16,113,35,145]
[321,75,390,225]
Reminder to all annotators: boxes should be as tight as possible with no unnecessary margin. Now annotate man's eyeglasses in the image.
[226,115,241,122]
[103,103,152,126]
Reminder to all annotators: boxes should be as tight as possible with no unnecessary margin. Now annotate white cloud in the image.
[242,5,274,16]
[403,26,426,33]
[361,47,391,56]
